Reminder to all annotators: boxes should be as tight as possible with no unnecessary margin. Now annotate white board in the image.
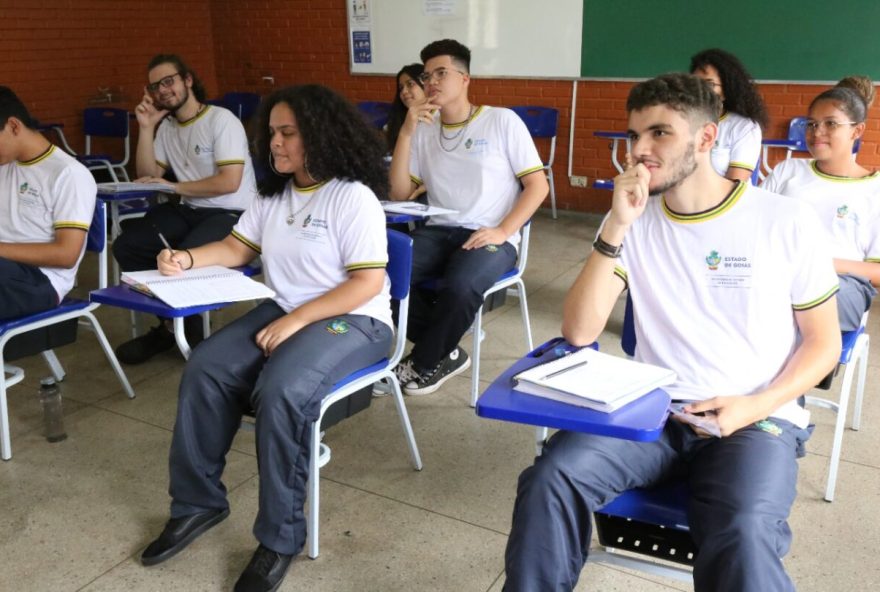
[347,0,583,79]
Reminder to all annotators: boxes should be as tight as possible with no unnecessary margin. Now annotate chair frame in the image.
[759,116,808,179]
[470,222,533,407]
[79,107,131,182]
[0,200,135,460]
[511,106,559,218]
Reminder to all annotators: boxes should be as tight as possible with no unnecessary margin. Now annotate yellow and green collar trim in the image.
[662,181,746,224]
[441,105,485,129]
[19,144,55,166]
[292,180,327,194]
[810,160,880,183]
[178,104,211,127]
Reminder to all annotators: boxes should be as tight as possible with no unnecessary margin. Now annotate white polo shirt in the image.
[231,178,392,328]
[763,158,880,262]
[711,112,762,176]
[0,145,96,300]
[608,182,838,428]
[154,105,256,211]
[408,106,543,247]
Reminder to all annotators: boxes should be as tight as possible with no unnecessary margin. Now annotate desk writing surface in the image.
[476,339,670,442]
[90,285,234,318]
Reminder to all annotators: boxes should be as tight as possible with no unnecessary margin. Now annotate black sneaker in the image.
[374,354,418,396]
[404,347,471,396]
[115,324,175,365]
[234,544,294,592]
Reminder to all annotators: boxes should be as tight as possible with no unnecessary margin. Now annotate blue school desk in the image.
[475,338,670,442]
[593,130,630,175]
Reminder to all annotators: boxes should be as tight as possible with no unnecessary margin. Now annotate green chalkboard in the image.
[582,1,880,81]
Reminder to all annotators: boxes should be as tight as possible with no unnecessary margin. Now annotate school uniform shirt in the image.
[711,112,762,177]
[154,105,256,211]
[763,158,880,262]
[0,145,96,300]
[608,182,838,428]
[408,106,543,248]
[231,178,392,328]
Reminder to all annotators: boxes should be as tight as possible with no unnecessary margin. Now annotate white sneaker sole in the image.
[404,355,472,396]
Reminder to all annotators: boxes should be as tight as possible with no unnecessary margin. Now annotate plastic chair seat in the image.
[511,106,559,218]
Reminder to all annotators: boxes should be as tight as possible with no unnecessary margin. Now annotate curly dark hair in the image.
[253,85,388,199]
[690,48,768,129]
[386,63,425,152]
[147,54,207,103]
[627,73,722,127]
[420,39,471,72]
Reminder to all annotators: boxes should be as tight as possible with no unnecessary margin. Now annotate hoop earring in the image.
[303,155,315,182]
[269,153,292,177]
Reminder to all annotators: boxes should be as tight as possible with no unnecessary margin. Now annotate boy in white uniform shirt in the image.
[388,39,548,395]
[112,54,256,364]
[503,74,841,592]
[0,86,96,321]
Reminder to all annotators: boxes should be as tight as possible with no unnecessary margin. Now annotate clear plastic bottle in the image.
[39,377,67,443]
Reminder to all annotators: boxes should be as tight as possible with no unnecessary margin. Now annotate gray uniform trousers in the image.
[837,273,875,332]
[167,300,392,555]
[504,417,811,592]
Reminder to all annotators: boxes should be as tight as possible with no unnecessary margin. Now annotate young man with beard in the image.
[502,73,841,592]
[112,54,256,364]
[388,39,548,395]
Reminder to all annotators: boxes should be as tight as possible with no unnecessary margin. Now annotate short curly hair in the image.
[689,48,768,129]
[0,86,35,129]
[626,73,722,129]
[420,39,471,72]
[253,85,388,199]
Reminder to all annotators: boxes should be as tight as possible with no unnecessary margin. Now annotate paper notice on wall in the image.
[424,0,456,16]
[352,30,372,64]
[350,0,371,25]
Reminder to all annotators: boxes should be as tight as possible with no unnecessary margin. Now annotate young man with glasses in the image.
[0,86,96,322]
[112,54,257,364]
[388,39,548,395]
[503,73,841,591]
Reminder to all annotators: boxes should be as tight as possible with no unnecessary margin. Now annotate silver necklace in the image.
[438,106,476,152]
[287,191,317,225]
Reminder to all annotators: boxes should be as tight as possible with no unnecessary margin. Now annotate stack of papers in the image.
[513,348,676,413]
[122,265,275,309]
[380,201,458,217]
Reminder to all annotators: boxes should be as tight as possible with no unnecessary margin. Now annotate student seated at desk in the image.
[388,38,548,396]
[503,74,841,592]
[112,53,257,365]
[763,83,879,332]
[386,63,428,205]
[138,84,392,592]
[690,48,767,183]
[0,86,96,321]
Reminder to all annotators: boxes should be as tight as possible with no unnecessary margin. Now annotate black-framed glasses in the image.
[805,119,858,133]
[147,73,182,93]
[418,67,466,84]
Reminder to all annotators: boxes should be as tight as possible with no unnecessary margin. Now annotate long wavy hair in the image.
[253,85,388,198]
[386,63,425,152]
[690,48,769,130]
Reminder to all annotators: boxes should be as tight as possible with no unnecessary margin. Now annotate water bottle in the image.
[39,377,67,443]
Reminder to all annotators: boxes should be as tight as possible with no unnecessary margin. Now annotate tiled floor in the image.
[2,211,879,591]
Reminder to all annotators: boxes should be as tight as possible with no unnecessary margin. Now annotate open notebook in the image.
[121,265,275,309]
[513,347,676,413]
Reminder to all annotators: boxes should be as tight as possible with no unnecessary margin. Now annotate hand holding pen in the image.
[155,231,192,275]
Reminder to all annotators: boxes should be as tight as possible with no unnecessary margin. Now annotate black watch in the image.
[592,235,623,258]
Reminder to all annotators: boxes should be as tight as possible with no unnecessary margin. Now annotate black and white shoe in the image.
[374,355,419,396]
[403,347,471,396]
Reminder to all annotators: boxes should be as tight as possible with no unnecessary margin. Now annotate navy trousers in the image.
[407,225,516,370]
[837,273,875,332]
[504,418,811,592]
[167,300,392,555]
[0,258,57,321]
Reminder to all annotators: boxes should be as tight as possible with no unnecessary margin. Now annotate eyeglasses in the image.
[418,67,466,84]
[805,119,858,133]
[398,79,421,92]
[147,73,182,93]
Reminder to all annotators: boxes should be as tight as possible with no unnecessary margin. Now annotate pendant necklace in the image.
[438,105,476,152]
[287,191,317,225]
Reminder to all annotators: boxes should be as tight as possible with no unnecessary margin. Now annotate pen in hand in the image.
[156,230,184,272]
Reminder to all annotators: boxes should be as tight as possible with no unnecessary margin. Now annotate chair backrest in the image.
[510,106,559,139]
[788,116,808,151]
[83,108,129,139]
[386,229,413,366]
[357,101,392,130]
[85,199,109,290]
[222,92,261,120]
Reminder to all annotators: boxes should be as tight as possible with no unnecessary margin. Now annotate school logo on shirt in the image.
[705,250,721,270]
[837,204,849,218]
[302,214,312,228]
[19,182,28,194]
[18,181,41,201]
[466,138,489,154]
[704,249,753,289]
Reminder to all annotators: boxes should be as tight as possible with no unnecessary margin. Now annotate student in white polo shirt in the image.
[138,85,392,592]
[503,74,841,592]
[112,53,257,364]
[0,86,96,322]
[388,38,549,396]
[763,83,880,331]
[690,48,767,182]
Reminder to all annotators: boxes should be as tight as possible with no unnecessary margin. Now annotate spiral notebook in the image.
[513,347,676,413]
[121,265,275,309]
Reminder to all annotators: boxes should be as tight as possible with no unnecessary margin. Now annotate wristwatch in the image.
[592,235,623,258]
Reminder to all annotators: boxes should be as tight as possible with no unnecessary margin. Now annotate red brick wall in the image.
[0,0,219,164]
